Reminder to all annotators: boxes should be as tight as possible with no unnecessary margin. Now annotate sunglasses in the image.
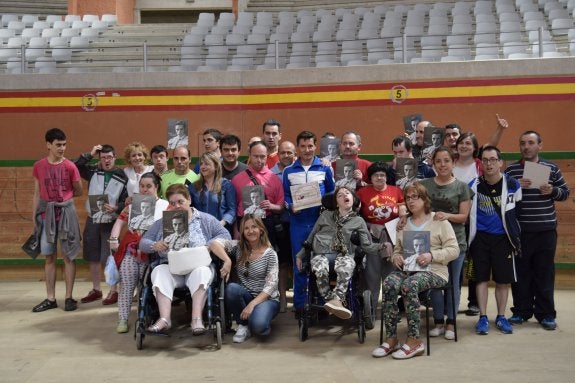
[243,261,249,278]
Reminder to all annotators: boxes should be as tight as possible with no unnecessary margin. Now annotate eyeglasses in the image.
[169,199,188,207]
[371,173,387,179]
[243,261,249,277]
[100,155,115,161]
[405,194,421,201]
[481,158,500,165]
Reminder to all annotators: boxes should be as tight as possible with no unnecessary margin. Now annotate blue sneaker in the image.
[508,314,525,325]
[475,316,489,335]
[496,315,513,334]
[540,318,557,331]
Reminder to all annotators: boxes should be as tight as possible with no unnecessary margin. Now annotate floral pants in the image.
[382,270,446,339]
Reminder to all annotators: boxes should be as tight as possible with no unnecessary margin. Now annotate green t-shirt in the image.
[420,177,473,251]
[160,170,199,198]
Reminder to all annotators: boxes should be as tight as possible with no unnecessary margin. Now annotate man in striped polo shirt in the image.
[504,131,570,330]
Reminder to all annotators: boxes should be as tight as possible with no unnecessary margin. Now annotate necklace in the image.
[249,246,263,260]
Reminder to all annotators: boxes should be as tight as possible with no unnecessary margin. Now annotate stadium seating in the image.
[1,1,574,74]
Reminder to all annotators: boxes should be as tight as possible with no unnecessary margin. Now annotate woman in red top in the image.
[357,161,406,318]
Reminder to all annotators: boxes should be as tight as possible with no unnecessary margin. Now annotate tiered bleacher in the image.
[0,0,574,73]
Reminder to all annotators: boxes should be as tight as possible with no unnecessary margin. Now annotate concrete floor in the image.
[0,280,573,383]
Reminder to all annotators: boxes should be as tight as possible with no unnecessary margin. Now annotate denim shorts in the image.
[39,221,57,256]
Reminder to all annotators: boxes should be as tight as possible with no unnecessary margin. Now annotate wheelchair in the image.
[297,244,372,343]
[134,254,226,350]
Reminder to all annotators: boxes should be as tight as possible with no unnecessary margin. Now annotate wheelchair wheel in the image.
[298,317,308,342]
[136,331,144,350]
[363,290,375,330]
[215,321,223,350]
[358,322,366,344]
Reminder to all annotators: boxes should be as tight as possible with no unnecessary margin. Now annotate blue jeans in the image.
[225,282,279,336]
[431,250,465,324]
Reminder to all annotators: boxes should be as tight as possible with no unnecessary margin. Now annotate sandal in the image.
[372,342,400,358]
[391,342,425,359]
[191,317,206,336]
[147,317,171,333]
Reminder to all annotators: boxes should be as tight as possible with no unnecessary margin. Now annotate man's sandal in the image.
[147,317,171,333]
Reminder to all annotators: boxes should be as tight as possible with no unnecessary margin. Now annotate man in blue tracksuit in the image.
[468,146,522,335]
[283,131,335,313]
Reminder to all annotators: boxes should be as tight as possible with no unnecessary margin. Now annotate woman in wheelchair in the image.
[295,186,381,320]
[209,214,280,343]
[372,182,459,360]
[139,184,232,334]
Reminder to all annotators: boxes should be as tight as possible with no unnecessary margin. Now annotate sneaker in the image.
[116,320,129,334]
[540,318,557,331]
[80,289,102,303]
[102,291,118,305]
[475,316,489,335]
[324,298,352,320]
[64,298,78,312]
[465,305,480,316]
[233,324,251,343]
[429,327,445,337]
[496,315,513,334]
[444,330,456,340]
[508,314,526,325]
[32,299,57,312]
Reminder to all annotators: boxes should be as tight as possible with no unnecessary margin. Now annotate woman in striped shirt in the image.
[210,214,279,343]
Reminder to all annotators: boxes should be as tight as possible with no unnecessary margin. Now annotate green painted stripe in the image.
[2,152,574,167]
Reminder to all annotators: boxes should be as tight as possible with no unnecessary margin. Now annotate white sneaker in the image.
[429,327,445,337]
[233,324,251,343]
[444,329,455,340]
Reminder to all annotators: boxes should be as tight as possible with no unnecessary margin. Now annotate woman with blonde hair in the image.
[188,151,236,234]
[123,142,154,197]
[210,214,279,343]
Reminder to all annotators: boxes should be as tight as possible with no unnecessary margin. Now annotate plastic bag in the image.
[104,254,119,286]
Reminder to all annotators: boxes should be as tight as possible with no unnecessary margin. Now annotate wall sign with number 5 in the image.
[390,85,408,104]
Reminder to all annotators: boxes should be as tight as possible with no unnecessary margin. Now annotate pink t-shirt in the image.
[33,158,81,203]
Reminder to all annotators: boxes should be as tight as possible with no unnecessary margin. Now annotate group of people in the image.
[29,115,569,356]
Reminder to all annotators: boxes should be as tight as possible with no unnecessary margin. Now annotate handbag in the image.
[168,246,212,275]
[104,254,119,286]
[22,233,41,259]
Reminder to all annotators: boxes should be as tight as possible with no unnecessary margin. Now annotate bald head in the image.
[415,120,431,146]
[278,141,296,168]
[173,146,191,175]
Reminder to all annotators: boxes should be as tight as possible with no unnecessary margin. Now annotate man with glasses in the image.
[161,146,199,197]
[74,144,128,305]
[468,146,521,335]
[505,131,569,331]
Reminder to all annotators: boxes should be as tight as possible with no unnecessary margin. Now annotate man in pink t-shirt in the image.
[31,128,83,313]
